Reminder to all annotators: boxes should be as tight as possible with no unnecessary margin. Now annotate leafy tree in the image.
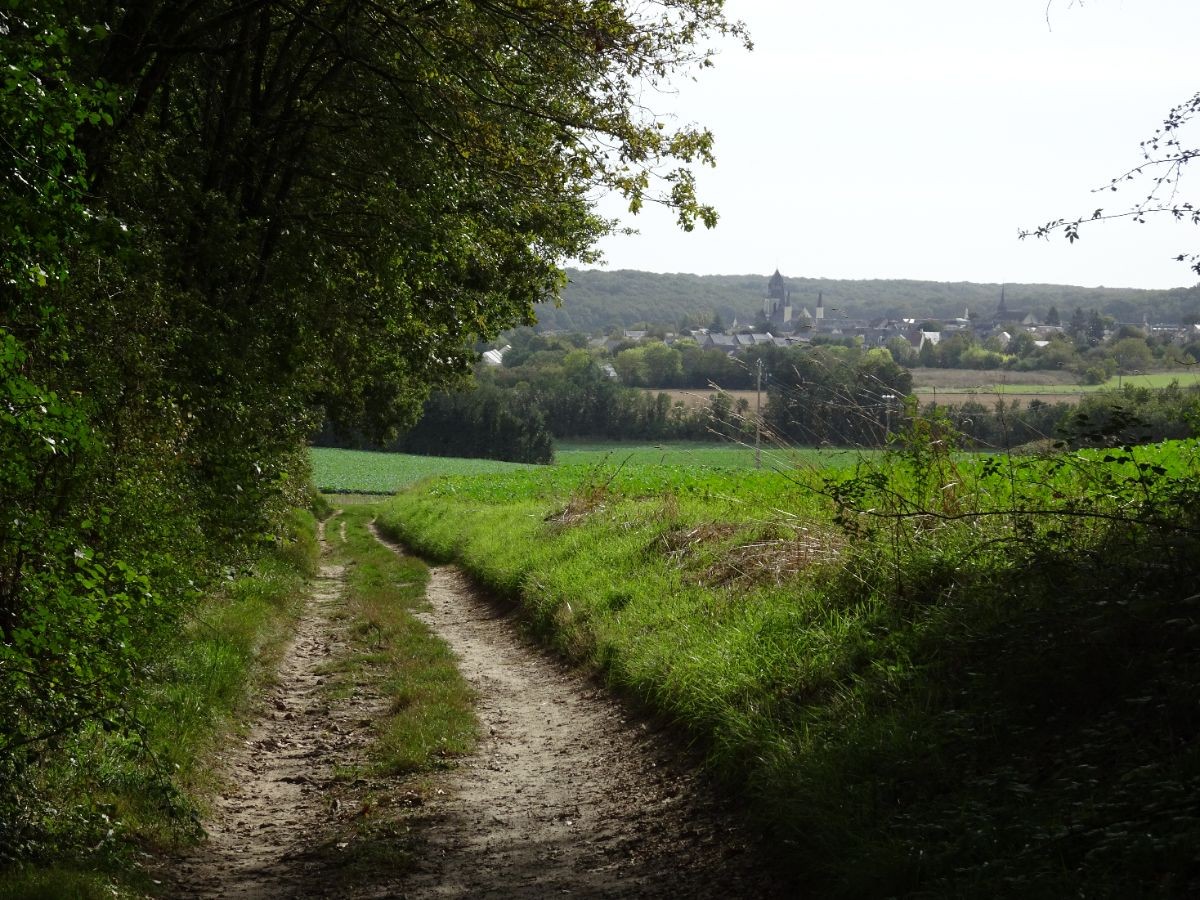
[0,0,745,854]
[680,344,749,388]
[1008,332,1039,358]
[613,347,650,386]
[959,345,1005,370]
[1068,306,1089,341]
[1113,324,1147,341]
[640,343,684,387]
[1032,338,1079,372]
[766,345,912,446]
[936,332,973,368]
[1109,337,1153,374]
[395,384,554,464]
[886,335,918,367]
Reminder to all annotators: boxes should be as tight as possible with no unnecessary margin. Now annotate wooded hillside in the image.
[543,268,1200,331]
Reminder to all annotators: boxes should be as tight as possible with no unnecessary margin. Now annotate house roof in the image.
[481,346,509,366]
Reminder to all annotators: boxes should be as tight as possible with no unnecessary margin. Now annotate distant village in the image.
[482,269,1200,367]
[646,269,1198,353]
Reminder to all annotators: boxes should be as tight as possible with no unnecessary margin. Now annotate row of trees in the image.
[486,350,727,443]
[1,0,739,855]
[762,346,913,447]
[481,338,912,448]
[452,329,1199,454]
[929,382,1200,451]
[316,384,555,465]
[889,324,1196,380]
[506,317,1198,398]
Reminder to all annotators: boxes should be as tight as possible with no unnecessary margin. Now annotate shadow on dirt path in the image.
[373,527,790,899]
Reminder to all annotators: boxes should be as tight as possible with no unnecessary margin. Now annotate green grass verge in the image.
[376,440,1200,898]
[1,507,321,898]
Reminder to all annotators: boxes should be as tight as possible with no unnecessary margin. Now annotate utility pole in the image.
[755,358,763,470]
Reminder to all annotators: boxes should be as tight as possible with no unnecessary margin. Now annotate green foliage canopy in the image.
[0,0,744,854]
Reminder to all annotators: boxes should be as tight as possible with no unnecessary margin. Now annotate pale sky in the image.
[581,0,1200,290]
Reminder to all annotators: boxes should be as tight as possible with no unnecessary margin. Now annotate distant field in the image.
[555,440,864,470]
[910,368,1076,389]
[310,448,535,493]
[657,388,759,410]
[916,389,1084,405]
[654,369,1200,409]
[912,367,1200,392]
[914,369,1200,405]
[312,442,870,494]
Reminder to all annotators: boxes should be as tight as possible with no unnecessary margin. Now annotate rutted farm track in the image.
[165,517,786,898]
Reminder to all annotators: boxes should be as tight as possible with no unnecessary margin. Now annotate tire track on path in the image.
[372,526,787,899]
[166,515,386,898]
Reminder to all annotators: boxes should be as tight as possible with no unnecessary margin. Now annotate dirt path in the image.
[381,534,786,899]
[165,518,788,898]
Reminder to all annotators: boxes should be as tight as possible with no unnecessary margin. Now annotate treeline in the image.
[762,345,913,446]
[380,329,1200,459]
[365,336,915,457]
[922,382,1200,451]
[529,322,1199,402]
[315,384,556,465]
[485,350,739,444]
[543,268,1200,333]
[894,316,1199,380]
[502,329,1200,451]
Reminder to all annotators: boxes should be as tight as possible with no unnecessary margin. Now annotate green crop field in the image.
[311,442,878,495]
[920,369,1200,395]
[310,447,536,494]
[555,440,874,470]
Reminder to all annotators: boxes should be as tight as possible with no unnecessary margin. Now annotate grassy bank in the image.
[377,439,1200,897]
[1,508,321,899]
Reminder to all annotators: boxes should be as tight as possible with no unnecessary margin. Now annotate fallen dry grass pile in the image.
[700,529,843,587]
[656,520,844,587]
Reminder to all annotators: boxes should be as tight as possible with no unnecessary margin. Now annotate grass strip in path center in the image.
[306,503,477,878]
